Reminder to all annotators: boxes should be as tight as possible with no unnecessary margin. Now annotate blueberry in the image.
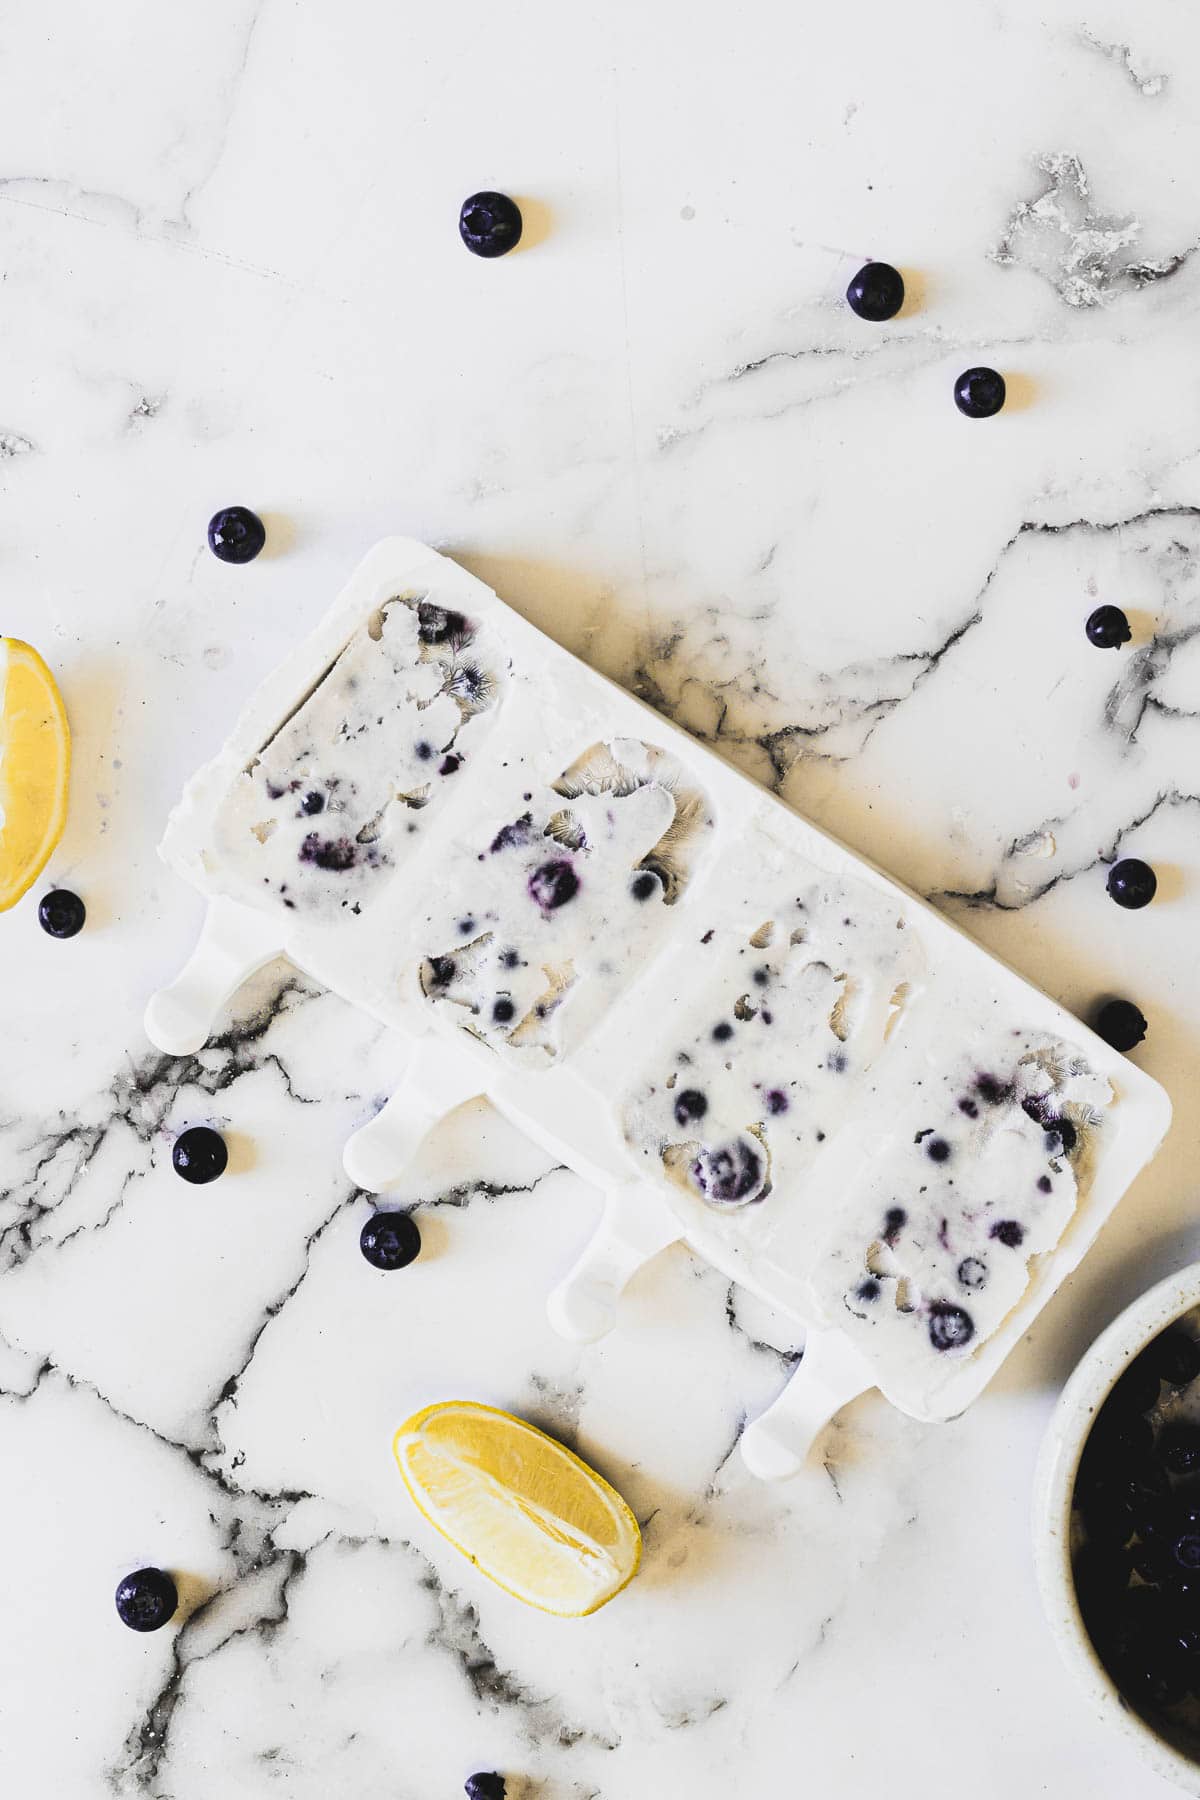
[417,601,468,644]
[1169,1529,1200,1573]
[953,367,1006,419]
[1086,605,1132,650]
[765,1089,789,1115]
[845,261,905,322]
[925,1137,951,1163]
[459,192,523,258]
[855,1278,881,1303]
[1160,1424,1200,1476]
[673,1088,708,1128]
[630,870,661,902]
[928,1301,974,1352]
[299,833,356,872]
[465,1776,507,1800]
[1092,998,1148,1053]
[300,791,325,816]
[975,1073,1009,1105]
[359,1211,421,1271]
[426,955,456,989]
[528,859,579,911]
[1037,1175,1053,1194]
[957,1256,988,1290]
[491,996,516,1025]
[499,949,520,969]
[690,1138,763,1205]
[958,1097,979,1119]
[990,1219,1024,1248]
[883,1206,907,1246]
[172,1126,228,1184]
[1150,1330,1200,1389]
[115,1567,178,1632]
[207,506,265,564]
[37,889,86,938]
[1107,858,1157,910]
[752,966,770,986]
[712,1021,734,1042]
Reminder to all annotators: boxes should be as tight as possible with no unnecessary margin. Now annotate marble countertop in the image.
[4,1,1200,1794]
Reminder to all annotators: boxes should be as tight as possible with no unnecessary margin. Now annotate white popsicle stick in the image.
[546,1180,683,1343]
[342,1034,486,1192]
[739,1329,875,1481]
[144,897,284,1056]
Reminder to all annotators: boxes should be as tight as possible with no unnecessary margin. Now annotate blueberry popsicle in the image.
[202,594,504,917]
[806,1027,1111,1390]
[622,820,923,1242]
[414,737,713,1065]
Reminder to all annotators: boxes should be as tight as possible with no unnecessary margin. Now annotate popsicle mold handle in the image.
[547,1181,682,1343]
[740,1330,875,1482]
[144,897,284,1056]
[342,1039,486,1193]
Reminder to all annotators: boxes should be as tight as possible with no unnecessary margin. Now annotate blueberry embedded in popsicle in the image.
[37,889,86,938]
[359,1210,421,1270]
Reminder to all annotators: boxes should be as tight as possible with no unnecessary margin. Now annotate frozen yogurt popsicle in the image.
[192,593,504,918]
[804,1027,1111,1394]
[413,737,713,1065]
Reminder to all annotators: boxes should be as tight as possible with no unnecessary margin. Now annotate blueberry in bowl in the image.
[1035,1267,1200,1790]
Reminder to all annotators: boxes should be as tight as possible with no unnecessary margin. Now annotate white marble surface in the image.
[3,1,1200,1794]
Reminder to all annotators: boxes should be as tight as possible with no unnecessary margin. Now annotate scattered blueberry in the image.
[928,1301,974,1352]
[1092,998,1148,1053]
[172,1126,228,1185]
[1160,1423,1200,1477]
[673,1088,708,1128]
[953,367,1006,419]
[491,996,516,1025]
[845,261,905,322]
[207,506,265,564]
[690,1137,763,1205]
[299,833,356,872]
[855,1278,882,1303]
[765,1089,789,1115]
[115,1567,178,1632]
[630,870,661,902]
[299,791,325,816]
[427,955,456,988]
[359,1210,421,1271]
[975,1073,1008,1105]
[1086,606,1132,650]
[752,966,770,986]
[958,1097,979,1118]
[459,192,523,258]
[1037,1175,1053,1194]
[465,1775,507,1800]
[990,1219,1024,1248]
[1149,1330,1200,1388]
[925,1137,951,1163]
[499,949,520,969]
[528,859,579,912]
[1107,858,1157,910]
[37,889,86,938]
[712,1021,734,1042]
[957,1257,988,1289]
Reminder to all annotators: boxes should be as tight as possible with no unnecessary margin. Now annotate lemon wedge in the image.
[394,1401,641,1616]
[0,639,70,911]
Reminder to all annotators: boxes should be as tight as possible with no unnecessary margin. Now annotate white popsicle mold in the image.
[145,539,1173,1478]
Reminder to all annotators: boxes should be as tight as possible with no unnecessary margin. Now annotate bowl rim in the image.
[1033,1261,1200,1795]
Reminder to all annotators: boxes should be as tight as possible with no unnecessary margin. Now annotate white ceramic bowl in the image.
[1034,1263,1200,1793]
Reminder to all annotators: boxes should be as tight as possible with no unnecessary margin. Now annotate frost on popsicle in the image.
[206,594,504,914]
[416,737,712,1064]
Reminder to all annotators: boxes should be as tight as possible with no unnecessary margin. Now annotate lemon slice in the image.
[394,1401,641,1616]
[0,639,70,912]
